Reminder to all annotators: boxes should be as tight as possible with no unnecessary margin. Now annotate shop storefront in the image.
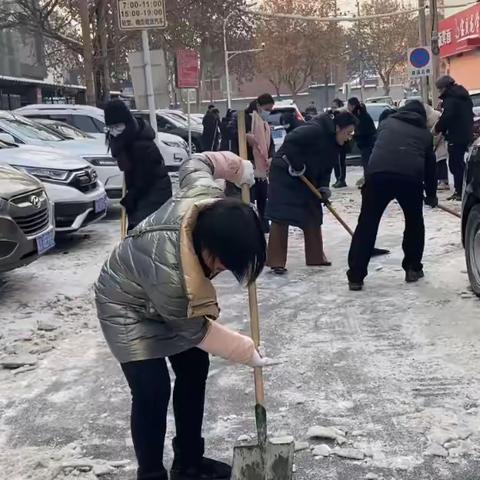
[439,3,480,90]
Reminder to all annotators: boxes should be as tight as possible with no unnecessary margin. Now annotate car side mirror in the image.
[0,133,16,144]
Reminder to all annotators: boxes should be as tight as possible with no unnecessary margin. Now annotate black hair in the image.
[257,93,275,106]
[332,98,344,108]
[399,99,427,119]
[333,111,357,129]
[192,199,266,285]
[208,104,215,110]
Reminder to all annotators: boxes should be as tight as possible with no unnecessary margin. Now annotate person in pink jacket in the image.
[95,151,267,480]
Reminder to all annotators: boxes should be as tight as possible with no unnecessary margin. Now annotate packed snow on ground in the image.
[1,168,480,480]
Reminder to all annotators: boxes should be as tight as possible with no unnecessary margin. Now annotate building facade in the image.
[439,2,480,91]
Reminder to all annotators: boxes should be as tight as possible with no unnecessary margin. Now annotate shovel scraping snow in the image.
[231,111,295,479]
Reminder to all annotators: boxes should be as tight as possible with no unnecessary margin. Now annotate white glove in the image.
[247,349,271,368]
[235,160,255,188]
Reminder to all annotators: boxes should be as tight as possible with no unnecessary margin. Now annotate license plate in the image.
[36,229,55,255]
[95,195,108,214]
[272,129,285,139]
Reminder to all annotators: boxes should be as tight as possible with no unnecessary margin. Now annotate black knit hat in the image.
[399,99,426,119]
[104,99,133,126]
[257,93,275,106]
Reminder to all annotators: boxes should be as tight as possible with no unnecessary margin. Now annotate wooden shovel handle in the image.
[238,110,265,407]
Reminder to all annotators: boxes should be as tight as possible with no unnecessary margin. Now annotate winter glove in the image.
[424,195,439,208]
[234,160,255,188]
[318,187,332,202]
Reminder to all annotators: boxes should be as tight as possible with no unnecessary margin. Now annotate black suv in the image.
[133,110,204,153]
[462,138,480,295]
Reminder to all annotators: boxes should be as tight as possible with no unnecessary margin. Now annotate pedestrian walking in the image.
[105,100,172,231]
[347,101,438,291]
[202,105,220,151]
[219,108,234,150]
[304,101,318,120]
[425,103,449,191]
[266,111,357,274]
[95,152,268,480]
[330,99,349,189]
[347,97,377,187]
[434,75,474,200]
[228,93,275,233]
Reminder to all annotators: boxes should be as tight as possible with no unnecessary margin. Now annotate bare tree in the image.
[347,0,418,95]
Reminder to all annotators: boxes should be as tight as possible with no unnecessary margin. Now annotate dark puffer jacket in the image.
[367,103,437,198]
[266,114,339,228]
[435,84,474,145]
[353,107,377,149]
[110,118,172,229]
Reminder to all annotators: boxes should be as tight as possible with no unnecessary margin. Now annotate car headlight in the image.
[15,165,70,182]
[83,156,118,167]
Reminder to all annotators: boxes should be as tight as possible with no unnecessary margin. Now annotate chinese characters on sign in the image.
[439,3,480,58]
[407,47,432,79]
[118,0,166,31]
[176,50,200,89]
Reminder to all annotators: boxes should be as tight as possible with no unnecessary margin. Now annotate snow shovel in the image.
[438,203,461,219]
[231,111,294,480]
[297,171,390,257]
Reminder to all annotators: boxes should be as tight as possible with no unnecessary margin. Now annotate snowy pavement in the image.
[1,168,480,480]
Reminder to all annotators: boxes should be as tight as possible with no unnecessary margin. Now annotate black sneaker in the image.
[170,457,232,480]
[447,192,462,201]
[333,180,347,189]
[405,270,425,283]
[349,281,364,291]
[271,266,287,275]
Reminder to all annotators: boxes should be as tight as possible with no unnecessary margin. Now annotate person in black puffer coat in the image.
[266,112,357,274]
[434,75,474,200]
[105,100,172,230]
[348,97,377,180]
[347,100,438,291]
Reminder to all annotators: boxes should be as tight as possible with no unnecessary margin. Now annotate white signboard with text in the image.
[118,0,166,31]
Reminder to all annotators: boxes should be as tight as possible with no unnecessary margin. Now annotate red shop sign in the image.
[439,3,480,58]
[175,49,200,89]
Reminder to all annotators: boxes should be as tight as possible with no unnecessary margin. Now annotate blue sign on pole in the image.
[408,47,432,78]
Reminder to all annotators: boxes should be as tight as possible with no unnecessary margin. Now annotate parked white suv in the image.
[0,139,107,233]
[15,104,189,170]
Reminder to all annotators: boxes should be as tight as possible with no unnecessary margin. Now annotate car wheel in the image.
[465,203,480,296]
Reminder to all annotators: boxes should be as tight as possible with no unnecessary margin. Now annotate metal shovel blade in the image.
[232,436,294,480]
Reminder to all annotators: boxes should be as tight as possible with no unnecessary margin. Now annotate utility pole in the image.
[79,0,96,105]
[356,0,365,101]
[429,0,441,104]
[418,0,429,104]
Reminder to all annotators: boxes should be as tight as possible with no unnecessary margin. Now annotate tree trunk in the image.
[79,0,96,105]
[97,0,110,106]
[324,66,330,108]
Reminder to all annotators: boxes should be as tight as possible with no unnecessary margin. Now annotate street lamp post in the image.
[223,12,264,109]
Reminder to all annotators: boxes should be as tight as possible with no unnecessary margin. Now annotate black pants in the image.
[437,159,449,182]
[253,178,269,230]
[448,143,467,195]
[348,174,424,283]
[334,149,347,182]
[121,348,210,479]
[360,145,374,174]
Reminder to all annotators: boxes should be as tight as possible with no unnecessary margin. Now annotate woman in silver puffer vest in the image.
[95,152,268,480]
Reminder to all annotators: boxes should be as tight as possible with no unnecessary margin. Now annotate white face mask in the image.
[259,109,270,121]
[107,123,126,137]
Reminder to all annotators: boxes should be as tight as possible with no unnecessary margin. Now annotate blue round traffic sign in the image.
[409,48,431,68]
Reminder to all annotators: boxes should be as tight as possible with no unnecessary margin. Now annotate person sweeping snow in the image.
[95,152,269,480]
[347,101,438,291]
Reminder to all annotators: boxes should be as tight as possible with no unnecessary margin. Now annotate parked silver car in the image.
[0,165,55,272]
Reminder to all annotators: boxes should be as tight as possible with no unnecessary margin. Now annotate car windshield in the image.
[46,122,93,140]
[269,108,296,126]
[0,115,63,142]
[471,93,480,108]
[366,105,390,122]
[162,113,187,128]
